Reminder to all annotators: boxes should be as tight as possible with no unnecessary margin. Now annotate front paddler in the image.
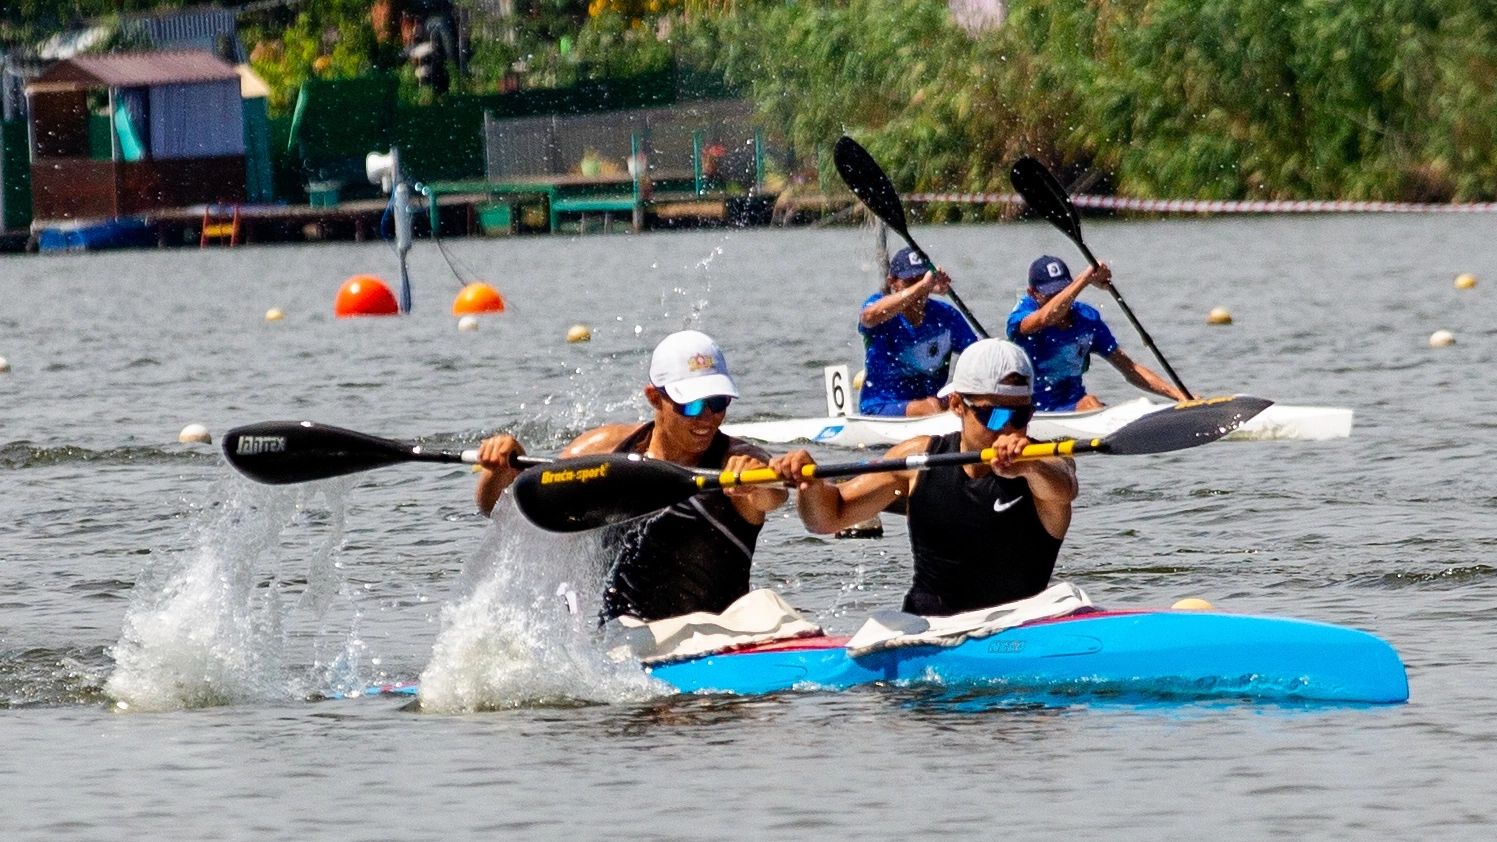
[770,339,1076,616]
[475,329,786,622]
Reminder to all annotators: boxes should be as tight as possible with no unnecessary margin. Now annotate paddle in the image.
[513,394,1272,532]
[220,420,552,484]
[834,135,989,337]
[1009,156,1193,399]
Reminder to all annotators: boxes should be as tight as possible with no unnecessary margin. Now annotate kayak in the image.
[350,607,1407,705]
[645,609,1406,703]
[723,397,1353,448]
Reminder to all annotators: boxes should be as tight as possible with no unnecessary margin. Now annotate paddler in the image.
[474,329,787,622]
[857,246,981,417]
[1006,255,1187,411]
[770,339,1075,616]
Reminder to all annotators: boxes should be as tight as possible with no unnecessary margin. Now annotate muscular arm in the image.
[780,437,927,534]
[723,440,788,525]
[1003,457,1077,540]
[473,423,638,516]
[1103,349,1188,402]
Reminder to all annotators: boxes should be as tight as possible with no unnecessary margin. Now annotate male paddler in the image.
[474,329,787,622]
[1007,255,1187,412]
[857,247,981,416]
[770,339,1076,616]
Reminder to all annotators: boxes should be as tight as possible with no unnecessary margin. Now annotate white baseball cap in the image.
[649,330,740,403]
[936,339,1034,398]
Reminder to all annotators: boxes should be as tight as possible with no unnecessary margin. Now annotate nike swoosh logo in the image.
[993,497,1021,513]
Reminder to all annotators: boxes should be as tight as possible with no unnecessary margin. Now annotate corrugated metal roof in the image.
[33,50,239,88]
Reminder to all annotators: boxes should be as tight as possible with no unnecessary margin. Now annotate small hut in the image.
[26,49,245,220]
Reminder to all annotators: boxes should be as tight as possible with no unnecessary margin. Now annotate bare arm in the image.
[769,438,927,534]
[1017,262,1112,334]
[473,423,639,516]
[723,440,788,525]
[1000,457,1077,540]
[1103,348,1188,402]
[859,270,950,327]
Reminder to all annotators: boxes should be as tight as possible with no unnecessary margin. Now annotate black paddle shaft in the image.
[834,136,990,338]
[1009,156,1193,399]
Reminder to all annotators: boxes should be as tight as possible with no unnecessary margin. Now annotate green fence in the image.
[277,65,740,194]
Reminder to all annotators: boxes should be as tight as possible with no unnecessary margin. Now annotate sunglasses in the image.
[670,395,733,417]
[962,399,1034,431]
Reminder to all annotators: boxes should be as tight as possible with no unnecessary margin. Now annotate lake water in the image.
[2,215,1495,839]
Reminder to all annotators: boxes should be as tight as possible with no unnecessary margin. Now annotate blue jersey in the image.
[858,294,979,416]
[1006,296,1119,411]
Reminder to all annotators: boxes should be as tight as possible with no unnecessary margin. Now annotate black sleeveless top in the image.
[905,432,1064,615]
[600,423,764,621]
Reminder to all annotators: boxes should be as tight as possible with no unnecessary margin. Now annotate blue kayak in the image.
[354,609,1407,705]
[644,609,1408,703]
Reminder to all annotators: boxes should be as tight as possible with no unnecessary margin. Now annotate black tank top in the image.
[600,423,763,621]
[905,432,1064,615]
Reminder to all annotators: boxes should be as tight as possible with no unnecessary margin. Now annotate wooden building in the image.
[26,50,245,221]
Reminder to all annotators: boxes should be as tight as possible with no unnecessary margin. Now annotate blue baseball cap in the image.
[889,247,930,281]
[1028,255,1073,295]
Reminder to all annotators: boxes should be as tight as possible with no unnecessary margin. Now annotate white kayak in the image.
[724,397,1353,449]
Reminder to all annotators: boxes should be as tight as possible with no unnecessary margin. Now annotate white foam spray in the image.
[418,496,663,712]
[106,479,350,711]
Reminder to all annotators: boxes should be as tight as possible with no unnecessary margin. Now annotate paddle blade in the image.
[1010,156,1082,243]
[223,421,430,484]
[1097,396,1273,455]
[511,454,703,533]
[834,136,913,242]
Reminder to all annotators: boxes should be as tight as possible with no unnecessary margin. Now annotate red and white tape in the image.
[909,192,1497,214]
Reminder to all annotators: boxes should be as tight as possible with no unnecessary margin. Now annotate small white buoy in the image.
[457,315,480,332]
[1171,597,1214,611]
[178,423,212,444]
[567,324,592,343]
[1455,273,1477,290]
[0,356,10,373]
[264,307,285,322]
[1206,306,1233,325]
[1429,329,1456,348]
[851,368,866,390]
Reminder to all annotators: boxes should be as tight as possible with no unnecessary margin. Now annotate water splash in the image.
[105,478,350,711]
[418,497,662,712]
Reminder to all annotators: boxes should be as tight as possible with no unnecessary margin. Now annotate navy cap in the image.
[1028,255,1073,295]
[889,247,929,281]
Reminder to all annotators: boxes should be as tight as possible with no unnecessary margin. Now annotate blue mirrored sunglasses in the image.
[671,395,733,417]
[962,399,1034,431]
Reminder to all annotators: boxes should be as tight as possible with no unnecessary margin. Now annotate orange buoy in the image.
[452,282,507,315]
[334,275,399,318]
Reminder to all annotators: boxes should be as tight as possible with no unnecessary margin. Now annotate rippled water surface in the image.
[3,215,1496,838]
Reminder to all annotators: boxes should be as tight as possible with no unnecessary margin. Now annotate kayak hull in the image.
[723,399,1354,448]
[645,610,1408,704]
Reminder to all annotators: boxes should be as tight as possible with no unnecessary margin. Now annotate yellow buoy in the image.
[1206,307,1233,325]
[1171,597,1214,611]
[1455,273,1477,290]
[566,324,592,343]
[178,423,212,444]
[1429,329,1456,348]
[265,307,285,322]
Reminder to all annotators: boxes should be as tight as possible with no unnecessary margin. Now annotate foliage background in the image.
[6,0,1496,200]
